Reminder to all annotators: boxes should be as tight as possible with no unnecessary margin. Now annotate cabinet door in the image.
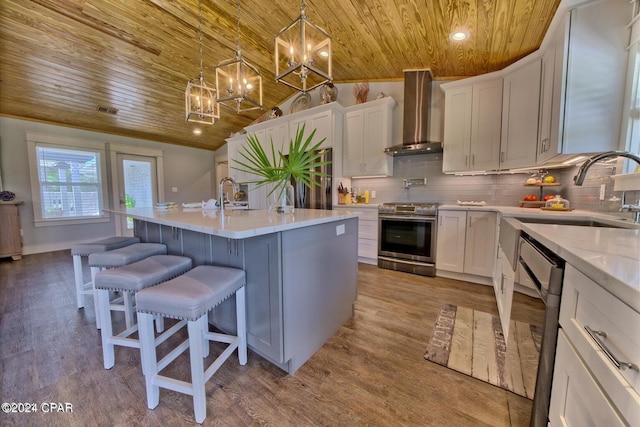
[0,204,22,257]
[463,211,497,277]
[308,109,333,150]
[500,60,541,170]
[226,135,248,183]
[470,80,502,171]
[550,331,626,427]
[537,17,568,163]
[243,233,284,363]
[343,109,364,176]
[435,210,466,273]
[495,248,515,344]
[443,86,473,173]
[362,104,393,176]
[266,121,290,150]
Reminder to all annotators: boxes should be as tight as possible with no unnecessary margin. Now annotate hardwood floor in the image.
[0,251,544,426]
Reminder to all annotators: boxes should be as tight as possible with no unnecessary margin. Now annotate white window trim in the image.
[26,132,110,227]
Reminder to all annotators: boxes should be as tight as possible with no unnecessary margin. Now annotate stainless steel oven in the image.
[378,203,438,276]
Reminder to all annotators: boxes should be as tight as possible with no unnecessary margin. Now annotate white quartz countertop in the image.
[107,207,359,239]
[439,204,640,311]
[521,223,640,311]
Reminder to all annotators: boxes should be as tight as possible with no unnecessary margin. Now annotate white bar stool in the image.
[94,254,193,371]
[89,243,168,329]
[136,265,247,424]
[70,236,140,327]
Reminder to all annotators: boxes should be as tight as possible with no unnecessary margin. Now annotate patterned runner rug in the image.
[424,303,542,399]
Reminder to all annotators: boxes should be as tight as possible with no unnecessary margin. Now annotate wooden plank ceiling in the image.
[0,0,560,151]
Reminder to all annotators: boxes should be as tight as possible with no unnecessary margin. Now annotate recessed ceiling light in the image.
[449,31,470,42]
[193,128,202,136]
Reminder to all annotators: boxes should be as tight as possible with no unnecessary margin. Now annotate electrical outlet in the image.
[371,191,376,199]
[599,184,606,201]
[172,187,178,193]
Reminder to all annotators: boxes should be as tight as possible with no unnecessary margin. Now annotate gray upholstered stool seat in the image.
[94,255,193,370]
[71,236,140,257]
[88,243,167,268]
[136,265,247,424]
[70,236,140,328]
[89,243,168,329]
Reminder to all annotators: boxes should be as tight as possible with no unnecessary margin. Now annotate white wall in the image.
[0,117,216,254]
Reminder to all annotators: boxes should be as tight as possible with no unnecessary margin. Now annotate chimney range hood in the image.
[384,69,443,156]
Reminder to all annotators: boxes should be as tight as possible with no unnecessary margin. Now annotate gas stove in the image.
[378,202,439,216]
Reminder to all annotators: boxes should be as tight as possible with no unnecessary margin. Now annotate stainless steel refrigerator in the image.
[290,148,332,210]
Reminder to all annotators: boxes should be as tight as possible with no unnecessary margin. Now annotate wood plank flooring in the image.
[0,251,544,426]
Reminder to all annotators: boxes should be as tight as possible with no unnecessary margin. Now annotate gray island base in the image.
[110,207,359,374]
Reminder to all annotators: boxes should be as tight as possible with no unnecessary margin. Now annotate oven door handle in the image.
[379,215,436,222]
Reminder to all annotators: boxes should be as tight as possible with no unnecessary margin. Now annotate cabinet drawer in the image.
[550,331,627,427]
[358,238,378,259]
[357,208,378,221]
[560,265,640,423]
[359,219,378,240]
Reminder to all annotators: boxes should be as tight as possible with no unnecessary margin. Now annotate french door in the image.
[116,154,157,235]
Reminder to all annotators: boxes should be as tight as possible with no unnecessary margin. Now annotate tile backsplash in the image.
[349,153,640,220]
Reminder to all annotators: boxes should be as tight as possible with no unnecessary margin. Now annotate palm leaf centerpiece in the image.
[232,124,332,212]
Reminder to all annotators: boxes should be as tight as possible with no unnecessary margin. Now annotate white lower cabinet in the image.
[493,246,515,344]
[333,206,378,263]
[436,210,497,279]
[550,264,640,426]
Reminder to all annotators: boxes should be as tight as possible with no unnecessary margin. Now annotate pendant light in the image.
[185,0,219,124]
[215,0,263,113]
[274,0,332,93]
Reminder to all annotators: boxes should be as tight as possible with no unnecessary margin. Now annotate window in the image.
[27,133,109,226]
[622,3,640,170]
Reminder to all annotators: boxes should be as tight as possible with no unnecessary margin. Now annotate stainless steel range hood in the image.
[384,69,443,156]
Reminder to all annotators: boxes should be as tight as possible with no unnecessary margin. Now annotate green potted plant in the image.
[232,124,331,213]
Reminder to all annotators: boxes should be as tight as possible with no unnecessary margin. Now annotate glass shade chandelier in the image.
[185,0,219,124]
[215,0,263,113]
[274,0,332,93]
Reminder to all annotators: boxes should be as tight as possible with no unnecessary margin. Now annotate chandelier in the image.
[274,0,332,93]
[185,0,219,124]
[215,0,263,113]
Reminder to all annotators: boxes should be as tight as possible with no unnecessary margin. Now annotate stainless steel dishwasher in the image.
[518,231,565,427]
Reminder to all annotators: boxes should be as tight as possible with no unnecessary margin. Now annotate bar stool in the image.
[71,236,140,325]
[136,265,247,424]
[89,243,167,329]
[94,255,193,370]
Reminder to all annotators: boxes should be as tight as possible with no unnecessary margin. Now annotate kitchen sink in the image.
[513,217,627,228]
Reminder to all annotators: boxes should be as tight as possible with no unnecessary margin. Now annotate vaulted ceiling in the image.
[0,0,560,151]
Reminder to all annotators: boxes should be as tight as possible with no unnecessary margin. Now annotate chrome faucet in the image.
[219,177,238,211]
[573,151,640,223]
[573,151,640,185]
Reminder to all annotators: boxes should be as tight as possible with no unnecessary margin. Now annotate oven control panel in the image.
[378,203,438,216]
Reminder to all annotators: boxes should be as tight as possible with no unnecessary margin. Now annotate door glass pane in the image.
[122,159,153,229]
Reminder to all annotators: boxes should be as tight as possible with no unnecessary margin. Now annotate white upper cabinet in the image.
[537,0,631,163]
[343,97,396,177]
[500,59,541,170]
[225,134,248,183]
[442,79,502,173]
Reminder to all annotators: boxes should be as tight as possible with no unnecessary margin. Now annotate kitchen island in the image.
[107,206,359,374]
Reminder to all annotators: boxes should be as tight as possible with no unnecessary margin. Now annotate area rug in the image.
[424,303,542,399]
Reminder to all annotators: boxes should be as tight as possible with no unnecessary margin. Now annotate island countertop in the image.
[107,207,359,239]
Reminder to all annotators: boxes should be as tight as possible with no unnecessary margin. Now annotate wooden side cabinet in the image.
[0,201,23,260]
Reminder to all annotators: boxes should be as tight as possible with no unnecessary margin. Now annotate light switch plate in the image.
[172,187,178,193]
[336,224,345,236]
[599,184,605,200]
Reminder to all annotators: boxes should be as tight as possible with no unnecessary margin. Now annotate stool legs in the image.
[139,285,247,424]
[236,287,247,365]
[97,288,116,370]
[72,254,86,309]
